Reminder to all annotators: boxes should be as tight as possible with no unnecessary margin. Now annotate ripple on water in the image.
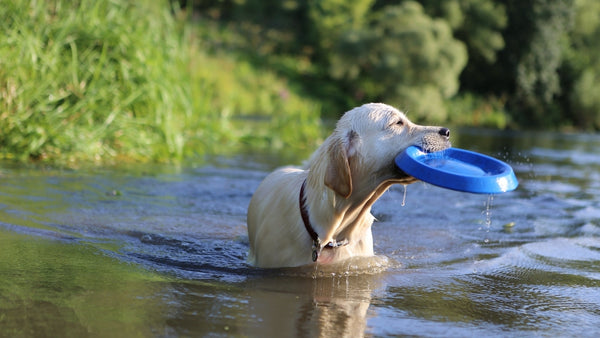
[474,237,600,283]
[448,236,600,334]
[113,232,254,282]
[113,229,395,281]
[521,238,600,276]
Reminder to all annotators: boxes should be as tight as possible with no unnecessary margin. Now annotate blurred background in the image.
[2,0,599,164]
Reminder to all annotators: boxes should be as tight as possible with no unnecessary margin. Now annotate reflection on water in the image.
[1,129,600,336]
[0,229,170,336]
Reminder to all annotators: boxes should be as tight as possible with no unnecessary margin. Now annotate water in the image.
[1,128,600,336]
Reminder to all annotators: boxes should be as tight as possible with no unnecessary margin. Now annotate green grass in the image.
[0,0,324,165]
[186,40,324,160]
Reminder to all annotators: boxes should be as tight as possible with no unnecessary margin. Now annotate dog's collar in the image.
[299,179,348,262]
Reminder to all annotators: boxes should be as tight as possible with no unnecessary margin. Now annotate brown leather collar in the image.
[299,179,348,262]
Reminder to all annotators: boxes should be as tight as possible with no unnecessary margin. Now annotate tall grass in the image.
[187,46,324,159]
[0,0,324,164]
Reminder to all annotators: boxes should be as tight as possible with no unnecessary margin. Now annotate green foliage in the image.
[323,1,468,121]
[477,0,574,129]
[570,69,600,129]
[421,0,507,98]
[446,94,509,129]
[308,0,374,52]
[0,0,193,162]
[422,0,507,62]
[0,0,324,164]
[513,0,574,127]
[188,47,324,158]
[181,0,600,132]
[563,0,600,129]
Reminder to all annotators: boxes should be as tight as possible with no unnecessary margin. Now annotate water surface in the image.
[1,129,600,336]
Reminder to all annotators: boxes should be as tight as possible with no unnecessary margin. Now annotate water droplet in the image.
[401,184,407,206]
[485,194,494,228]
[483,194,494,244]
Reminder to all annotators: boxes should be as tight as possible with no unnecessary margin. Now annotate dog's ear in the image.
[325,130,358,198]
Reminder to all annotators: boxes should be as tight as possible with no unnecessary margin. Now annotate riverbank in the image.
[0,0,324,165]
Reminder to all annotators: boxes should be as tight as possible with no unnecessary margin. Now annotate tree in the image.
[420,0,507,93]
[493,0,574,128]
[308,0,374,53]
[564,0,600,129]
[321,1,467,121]
[420,0,506,63]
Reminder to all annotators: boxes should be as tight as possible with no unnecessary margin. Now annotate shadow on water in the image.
[1,128,600,336]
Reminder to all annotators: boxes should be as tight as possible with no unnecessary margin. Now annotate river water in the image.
[1,128,600,336]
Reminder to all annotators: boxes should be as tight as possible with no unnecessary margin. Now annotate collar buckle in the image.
[311,239,321,262]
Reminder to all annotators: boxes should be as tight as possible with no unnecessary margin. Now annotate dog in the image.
[247,103,451,268]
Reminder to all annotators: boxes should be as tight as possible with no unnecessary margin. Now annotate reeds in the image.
[0,0,323,164]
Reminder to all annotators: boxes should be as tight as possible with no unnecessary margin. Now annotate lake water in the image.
[1,128,600,337]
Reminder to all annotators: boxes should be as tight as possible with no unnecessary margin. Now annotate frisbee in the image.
[395,146,518,194]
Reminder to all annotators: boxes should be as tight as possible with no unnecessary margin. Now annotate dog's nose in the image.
[438,127,450,138]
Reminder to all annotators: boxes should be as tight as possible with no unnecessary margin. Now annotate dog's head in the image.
[320,103,451,198]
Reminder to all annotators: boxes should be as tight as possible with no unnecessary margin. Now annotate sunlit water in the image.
[1,129,600,336]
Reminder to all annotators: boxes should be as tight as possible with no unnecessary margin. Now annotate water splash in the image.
[281,255,392,278]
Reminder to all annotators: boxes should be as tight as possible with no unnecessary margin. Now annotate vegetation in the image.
[1,0,599,163]
[1,0,191,162]
[0,0,323,164]
[191,0,600,129]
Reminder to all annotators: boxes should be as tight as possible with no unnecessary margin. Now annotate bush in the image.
[321,1,467,122]
[563,0,600,129]
[570,69,600,129]
[446,94,509,128]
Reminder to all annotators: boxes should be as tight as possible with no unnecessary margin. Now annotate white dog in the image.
[247,103,450,268]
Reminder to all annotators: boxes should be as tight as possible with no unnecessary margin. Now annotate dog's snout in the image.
[438,127,450,138]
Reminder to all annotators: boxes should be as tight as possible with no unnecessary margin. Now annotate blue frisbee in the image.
[395,146,518,194]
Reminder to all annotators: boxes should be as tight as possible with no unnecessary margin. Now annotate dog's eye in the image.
[396,120,404,126]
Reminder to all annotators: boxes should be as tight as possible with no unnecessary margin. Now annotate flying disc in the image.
[395,146,518,194]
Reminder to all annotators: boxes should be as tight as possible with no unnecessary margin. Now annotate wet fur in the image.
[247,103,450,268]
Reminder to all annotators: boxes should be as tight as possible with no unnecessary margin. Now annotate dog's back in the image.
[247,167,310,268]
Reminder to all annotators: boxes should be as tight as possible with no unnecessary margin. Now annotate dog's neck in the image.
[299,179,350,262]
[302,139,414,261]
[302,170,394,252]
